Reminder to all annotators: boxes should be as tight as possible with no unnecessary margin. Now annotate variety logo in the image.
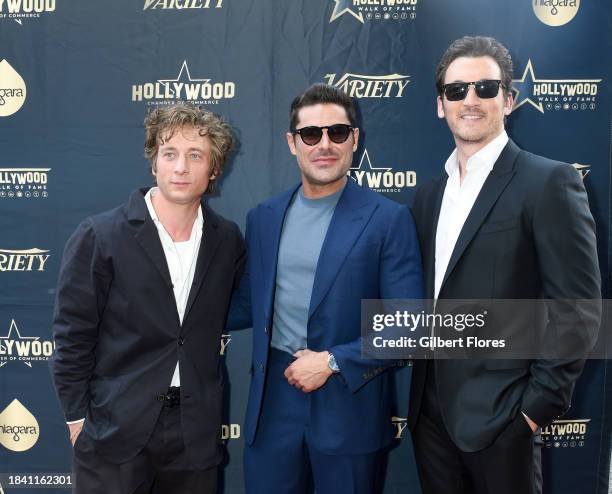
[391,416,407,439]
[330,0,418,23]
[131,61,235,106]
[0,248,50,272]
[0,0,55,25]
[0,60,26,116]
[0,319,55,368]
[541,418,590,448]
[220,423,240,440]
[572,163,590,180]
[533,0,579,26]
[220,334,231,355]
[0,168,49,198]
[144,0,222,9]
[0,399,39,452]
[512,60,601,113]
[323,73,410,98]
[348,149,416,193]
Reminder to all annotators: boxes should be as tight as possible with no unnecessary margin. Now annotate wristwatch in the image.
[327,352,340,373]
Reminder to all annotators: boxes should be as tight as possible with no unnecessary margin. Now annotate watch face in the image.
[328,353,340,372]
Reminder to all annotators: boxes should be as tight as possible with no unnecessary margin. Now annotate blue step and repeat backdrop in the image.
[0,0,611,492]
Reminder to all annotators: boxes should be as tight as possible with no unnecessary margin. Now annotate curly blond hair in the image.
[144,102,235,192]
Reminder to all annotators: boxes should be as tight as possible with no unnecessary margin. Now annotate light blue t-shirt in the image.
[270,184,344,354]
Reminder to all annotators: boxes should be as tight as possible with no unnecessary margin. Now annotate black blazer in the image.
[408,139,601,452]
[50,188,245,468]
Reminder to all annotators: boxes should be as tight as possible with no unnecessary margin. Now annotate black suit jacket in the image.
[408,139,601,452]
[50,188,245,468]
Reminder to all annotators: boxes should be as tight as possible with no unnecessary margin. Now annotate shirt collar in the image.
[144,187,203,236]
[444,130,509,179]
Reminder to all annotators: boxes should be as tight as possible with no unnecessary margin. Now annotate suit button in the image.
[264,326,268,334]
[156,394,165,402]
[178,337,184,346]
[259,363,264,372]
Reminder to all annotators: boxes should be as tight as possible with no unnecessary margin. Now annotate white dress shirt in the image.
[145,187,203,387]
[434,131,508,299]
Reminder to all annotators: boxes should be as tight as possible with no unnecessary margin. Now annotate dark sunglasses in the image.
[292,124,355,146]
[441,79,503,101]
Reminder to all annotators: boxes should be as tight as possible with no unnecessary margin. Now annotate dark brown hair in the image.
[289,83,357,131]
[435,36,513,97]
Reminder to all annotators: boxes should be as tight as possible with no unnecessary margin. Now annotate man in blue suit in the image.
[230,84,424,493]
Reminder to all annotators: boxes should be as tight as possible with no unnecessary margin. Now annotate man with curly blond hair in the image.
[51,102,245,493]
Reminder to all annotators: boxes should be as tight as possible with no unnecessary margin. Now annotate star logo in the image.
[157,61,210,97]
[512,60,602,114]
[330,0,364,23]
[0,319,39,368]
[350,149,391,172]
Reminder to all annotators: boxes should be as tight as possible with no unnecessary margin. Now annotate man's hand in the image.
[284,349,333,393]
[522,412,538,433]
[68,421,84,446]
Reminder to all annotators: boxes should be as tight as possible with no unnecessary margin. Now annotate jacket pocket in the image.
[480,217,519,234]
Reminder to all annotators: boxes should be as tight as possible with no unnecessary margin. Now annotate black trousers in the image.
[73,403,217,494]
[413,363,542,494]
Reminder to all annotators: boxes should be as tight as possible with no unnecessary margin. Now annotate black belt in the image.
[156,386,181,408]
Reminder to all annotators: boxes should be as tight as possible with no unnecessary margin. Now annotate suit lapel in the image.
[308,180,376,320]
[439,140,520,293]
[130,189,173,290]
[425,176,447,299]
[184,205,222,320]
[261,185,300,323]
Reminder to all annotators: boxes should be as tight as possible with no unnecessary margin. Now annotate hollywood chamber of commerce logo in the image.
[541,418,590,448]
[532,0,579,27]
[0,319,55,369]
[0,167,50,198]
[132,61,235,106]
[218,333,238,441]
[0,0,55,25]
[323,73,410,99]
[143,0,222,10]
[221,423,240,440]
[348,149,416,194]
[512,60,601,114]
[0,60,26,117]
[0,399,40,452]
[330,0,418,23]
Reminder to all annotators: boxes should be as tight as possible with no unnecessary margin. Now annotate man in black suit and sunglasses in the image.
[229,83,423,493]
[407,36,600,494]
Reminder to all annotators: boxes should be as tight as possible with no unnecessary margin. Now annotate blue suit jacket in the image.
[230,178,423,454]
